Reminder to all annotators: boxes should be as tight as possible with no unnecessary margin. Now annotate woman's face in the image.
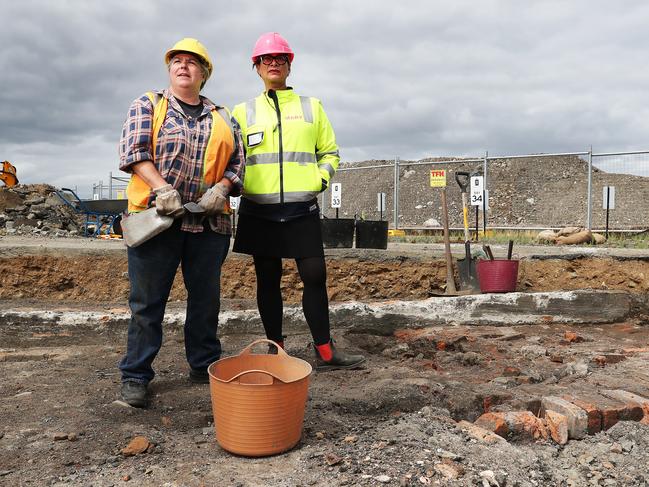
[168,53,205,93]
[256,53,290,89]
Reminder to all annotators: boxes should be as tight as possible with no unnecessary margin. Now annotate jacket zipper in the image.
[268,90,284,205]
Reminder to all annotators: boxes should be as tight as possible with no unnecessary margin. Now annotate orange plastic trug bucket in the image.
[207,339,312,457]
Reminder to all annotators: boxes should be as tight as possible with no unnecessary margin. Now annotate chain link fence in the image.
[93,150,649,232]
[320,150,649,231]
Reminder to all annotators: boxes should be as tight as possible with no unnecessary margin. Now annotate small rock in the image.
[53,433,69,441]
[14,391,32,398]
[375,475,391,483]
[122,475,131,481]
[316,431,325,439]
[121,436,151,456]
[436,448,462,461]
[67,433,78,442]
[111,400,134,408]
[610,442,623,453]
[325,452,342,466]
[202,427,213,435]
[621,440,635,453]
[343,435,357,443]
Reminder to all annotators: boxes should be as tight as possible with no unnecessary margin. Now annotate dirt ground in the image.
[2,238,649,486]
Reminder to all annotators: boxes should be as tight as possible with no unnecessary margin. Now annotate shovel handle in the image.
[483,244,495,260]
[455,171,470,193]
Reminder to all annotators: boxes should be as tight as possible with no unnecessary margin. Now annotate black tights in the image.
[253,255,330,346]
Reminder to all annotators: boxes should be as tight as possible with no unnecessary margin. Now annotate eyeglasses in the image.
[259,54,289,66]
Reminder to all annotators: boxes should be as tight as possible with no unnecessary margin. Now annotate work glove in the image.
[153,184,184,218]
[320,179,328,192]
[198,181,229,215]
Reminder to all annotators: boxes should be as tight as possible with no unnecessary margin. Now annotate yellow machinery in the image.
[0,161,18,187]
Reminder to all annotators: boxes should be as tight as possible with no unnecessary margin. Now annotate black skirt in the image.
[233,213,324,258]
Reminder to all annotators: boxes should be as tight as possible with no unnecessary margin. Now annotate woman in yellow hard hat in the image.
[232,33,365,371]
[117,38,245,407]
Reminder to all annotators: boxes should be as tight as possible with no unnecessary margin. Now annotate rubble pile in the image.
[0,184,84,237]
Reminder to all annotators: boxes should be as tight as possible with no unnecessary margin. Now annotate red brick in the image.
[457,420,507,445]
[563,393,633,431]
[563,396,602,434]
[541,396,588,439]
[475,411,548,441]
[545,410,569,445]
[564,331,584,343]
[600,390,648,421]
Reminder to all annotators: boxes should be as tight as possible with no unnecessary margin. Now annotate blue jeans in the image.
[119,222,230,384]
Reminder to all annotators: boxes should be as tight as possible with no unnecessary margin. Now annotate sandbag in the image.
[537,230,558,243]
[556,230,592,245]
[591,232,607,244]
[557,226,583,237]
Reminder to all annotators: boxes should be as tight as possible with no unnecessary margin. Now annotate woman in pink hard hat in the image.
[232,32,365,370]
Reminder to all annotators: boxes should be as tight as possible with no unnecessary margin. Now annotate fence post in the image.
[586,146,593,230]
[108,172,113,200]
[483,151,488,234]
[393,157,400,229]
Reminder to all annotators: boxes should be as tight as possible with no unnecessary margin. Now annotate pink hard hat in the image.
[251,32,294,63]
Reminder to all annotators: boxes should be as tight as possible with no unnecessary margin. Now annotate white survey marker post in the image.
[470,175,484,206]
[377,192,386,212]
[603,186,615,209]
[331,183,342,208]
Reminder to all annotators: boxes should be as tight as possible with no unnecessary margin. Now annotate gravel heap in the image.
[0,184,85,237]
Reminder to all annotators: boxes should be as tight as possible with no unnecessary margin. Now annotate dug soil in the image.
[2,241,649,486]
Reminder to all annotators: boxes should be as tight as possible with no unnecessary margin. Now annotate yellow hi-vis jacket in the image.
[232,89,339,205]
[126,91,234,213]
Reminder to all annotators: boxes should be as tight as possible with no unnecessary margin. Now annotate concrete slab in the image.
[0,290,637,334]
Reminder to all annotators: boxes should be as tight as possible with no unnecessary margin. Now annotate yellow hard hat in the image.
[164,38,213,78]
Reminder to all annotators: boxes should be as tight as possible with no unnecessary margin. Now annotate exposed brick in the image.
[564,331,584,343]
[563,393,636,431]
[457,420,507,445]
[474,412,509,438]
[600,390,648,421]
[541,396,588,439]
[562,396,602,434]
[545,410,569,445]
[474,411,548,441]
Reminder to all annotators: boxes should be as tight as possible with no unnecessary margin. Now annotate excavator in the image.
[0,161,18,187]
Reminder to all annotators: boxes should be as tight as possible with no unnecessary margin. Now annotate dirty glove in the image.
[153,184,184,218]
[198,182,229,215]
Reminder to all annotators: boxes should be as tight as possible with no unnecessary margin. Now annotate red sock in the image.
[316,342,333,361]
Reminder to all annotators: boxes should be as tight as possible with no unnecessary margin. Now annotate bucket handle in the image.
[225,368,286,384]
[238,338,290,358]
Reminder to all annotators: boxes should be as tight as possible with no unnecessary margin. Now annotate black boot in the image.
[120,381,148,408]
[314,340,366,371]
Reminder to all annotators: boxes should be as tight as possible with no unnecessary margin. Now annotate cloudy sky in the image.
[2,0,648,197]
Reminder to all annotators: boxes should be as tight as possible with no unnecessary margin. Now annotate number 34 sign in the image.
[470,176,484,206]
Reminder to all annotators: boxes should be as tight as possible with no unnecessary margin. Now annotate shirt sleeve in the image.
[223,116,245,197]
[118,95,155,173]
[314,100,340,184]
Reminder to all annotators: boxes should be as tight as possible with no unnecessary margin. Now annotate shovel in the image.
[122,202,205,247]
[455,171,480,293]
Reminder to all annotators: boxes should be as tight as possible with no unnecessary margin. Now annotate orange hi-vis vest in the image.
[126,91,235,213]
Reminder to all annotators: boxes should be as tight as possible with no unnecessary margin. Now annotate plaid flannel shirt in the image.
[119,89,245,234]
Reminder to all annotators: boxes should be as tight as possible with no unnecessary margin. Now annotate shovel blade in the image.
[457,258,480,293]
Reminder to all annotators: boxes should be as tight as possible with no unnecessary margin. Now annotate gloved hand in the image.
[153,184,184,218]
[198,182,229,215]
[320,179,328,192]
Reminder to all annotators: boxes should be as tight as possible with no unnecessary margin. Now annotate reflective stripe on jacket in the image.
[126,91,235,213]
[232,89,339,205]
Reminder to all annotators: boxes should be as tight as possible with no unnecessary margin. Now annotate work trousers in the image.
[119,223,230,384]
